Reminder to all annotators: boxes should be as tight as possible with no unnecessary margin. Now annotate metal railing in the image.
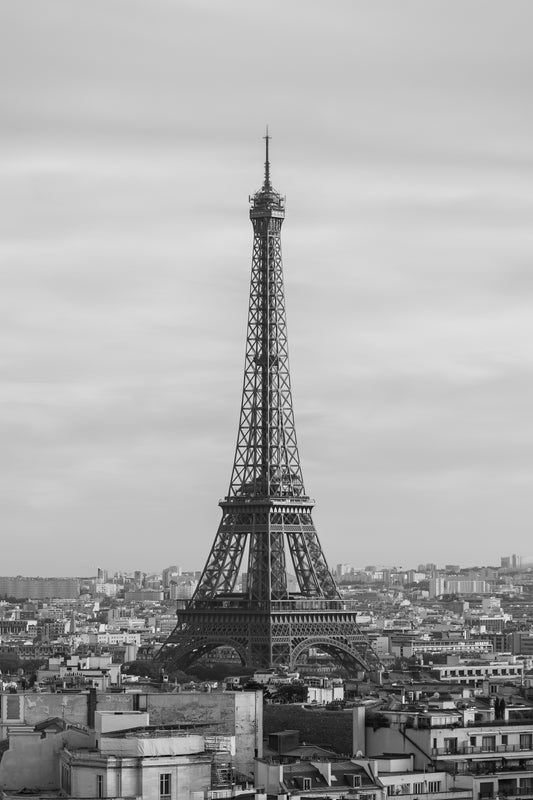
[388,792,471,799]
[271,599,360,612]
[188,598,361,612]
[479,795,533,800]
[434,744,533,756]
[467,719,533,728]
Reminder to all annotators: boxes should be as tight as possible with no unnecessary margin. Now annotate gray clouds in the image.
[1,0,533,573]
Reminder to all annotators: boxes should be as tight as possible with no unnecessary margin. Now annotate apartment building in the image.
[0,576,79,600]
[60,713,211,800]
[362,707,533,800]
[431,660,524,686]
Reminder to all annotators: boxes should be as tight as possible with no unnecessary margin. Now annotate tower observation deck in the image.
[158,134,378,672]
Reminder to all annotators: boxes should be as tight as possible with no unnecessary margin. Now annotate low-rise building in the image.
[60,713,211,800]
[431,659,524,686]
[361,705,533,800]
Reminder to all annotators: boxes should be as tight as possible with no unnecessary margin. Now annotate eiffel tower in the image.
[159,134,377,673]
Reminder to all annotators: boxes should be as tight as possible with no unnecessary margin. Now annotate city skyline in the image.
[2,1,533,575]
[2,553,533,582]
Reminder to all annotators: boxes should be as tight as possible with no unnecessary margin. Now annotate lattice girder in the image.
[157,137,377,675]
[160,606,374,672]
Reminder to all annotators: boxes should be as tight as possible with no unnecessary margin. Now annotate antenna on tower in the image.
[263,125,271,190]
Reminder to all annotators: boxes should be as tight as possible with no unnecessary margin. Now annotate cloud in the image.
[1,0,533,572]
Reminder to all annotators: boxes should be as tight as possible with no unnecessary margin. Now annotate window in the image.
[160,773,171,800]
[501,735,508,746]
[482,736,496,752]
[413,783,425,794]
[520,734,532,751]
[346,775,361,788]
[479,782,494,798]
[428,781,441,793]
[61,764,71,794]
[444,737,458,754]
[132,693,148,711]
[470,736,477,747]
[96,775,104,799]
[302,777,311,791]
[5,694,22,721]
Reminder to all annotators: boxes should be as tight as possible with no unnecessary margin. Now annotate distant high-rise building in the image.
[0,576,79,600]
[162,565,181,588]
[429,577,490,598]
[133,571,145,588]
[336,564,353,578]
[501,554,522,569]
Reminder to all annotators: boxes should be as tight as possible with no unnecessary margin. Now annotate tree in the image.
[273,682,307,704]
[122,661,162,681]
[0,655,22,675]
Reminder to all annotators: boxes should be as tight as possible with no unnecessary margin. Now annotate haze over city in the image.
[2,1,533,575]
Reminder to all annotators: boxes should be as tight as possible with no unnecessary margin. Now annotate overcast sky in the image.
[2,0,533,577]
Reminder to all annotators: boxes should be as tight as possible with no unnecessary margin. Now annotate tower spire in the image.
[263,125,271,190]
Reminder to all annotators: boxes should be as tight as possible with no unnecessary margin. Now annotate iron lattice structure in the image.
[159,136,377,672]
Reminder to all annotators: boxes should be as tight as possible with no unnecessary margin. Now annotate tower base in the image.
[158,597,377,673]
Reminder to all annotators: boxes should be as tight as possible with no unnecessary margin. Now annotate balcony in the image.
[442,763,533,778]
[467,720,533,728]
[434,745,533,758]
[187,597,361,613]
[271,599,361,612]
[481,795,533,800]
[392,793,471,800]
[500,786,533,797]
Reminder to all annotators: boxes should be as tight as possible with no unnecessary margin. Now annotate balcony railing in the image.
[271,599,361,612]
[443,763,533,778]
[467,719,533,728]
[433,744,533,756]
[187,597,361,612]
[389,793,470,800]
[480,795,533,800]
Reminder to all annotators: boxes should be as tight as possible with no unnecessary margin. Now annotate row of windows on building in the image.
[432,733,533,754]
[60,769,172,799]
[438,666,521,678]
[386,781,442,795]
